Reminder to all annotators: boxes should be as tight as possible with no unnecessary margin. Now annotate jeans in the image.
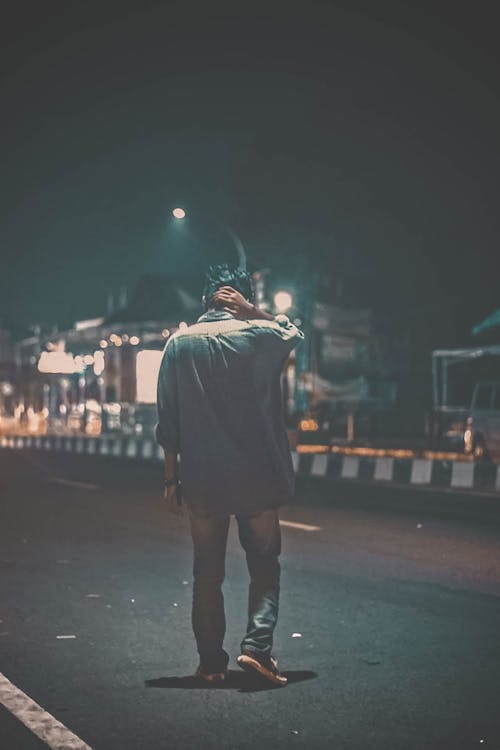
[189,508,281,673]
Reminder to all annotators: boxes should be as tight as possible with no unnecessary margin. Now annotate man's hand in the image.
[163,483,184,516]
[211,286,256,319]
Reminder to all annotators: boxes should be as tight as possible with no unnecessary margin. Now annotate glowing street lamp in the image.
[273,291,293,313]
[170,206,247,270]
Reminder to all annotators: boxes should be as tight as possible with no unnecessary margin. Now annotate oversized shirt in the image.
[156,309,304,517]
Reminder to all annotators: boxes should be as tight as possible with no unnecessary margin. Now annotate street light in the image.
[171,206,247,270]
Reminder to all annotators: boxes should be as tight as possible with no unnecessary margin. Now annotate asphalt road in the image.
[1,450,500,750]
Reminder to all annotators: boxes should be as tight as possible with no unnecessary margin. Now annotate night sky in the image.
[1,1,499,343]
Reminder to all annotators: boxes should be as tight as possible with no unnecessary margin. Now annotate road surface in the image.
[1,451,500,749]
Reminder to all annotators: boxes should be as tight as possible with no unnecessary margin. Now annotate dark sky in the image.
[1,1,499,341]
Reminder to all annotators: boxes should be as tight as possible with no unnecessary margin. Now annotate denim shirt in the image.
[156,310,304,517]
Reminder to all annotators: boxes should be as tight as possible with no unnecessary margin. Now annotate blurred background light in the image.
[274,291,293,313]
[93,351,105,376]
[38,351,77,374]
[136,350,163,403]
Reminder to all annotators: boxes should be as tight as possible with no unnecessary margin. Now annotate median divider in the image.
[295,446,500,495]
[1,434,499,495]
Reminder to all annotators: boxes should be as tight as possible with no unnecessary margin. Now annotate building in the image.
[13,275,202,436]
[0,328,16,432]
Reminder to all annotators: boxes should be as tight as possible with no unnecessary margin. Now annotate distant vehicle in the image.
[463,381,500,461]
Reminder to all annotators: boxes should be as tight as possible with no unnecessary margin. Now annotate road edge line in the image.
[0,672,93,750]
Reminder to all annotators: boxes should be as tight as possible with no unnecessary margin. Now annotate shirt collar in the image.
[197,309,235,323]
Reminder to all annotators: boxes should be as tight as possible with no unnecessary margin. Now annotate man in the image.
[156,263,304,686]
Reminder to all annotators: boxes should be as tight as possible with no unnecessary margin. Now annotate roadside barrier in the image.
[295,449,500,494]
[0,434,164,462]
[1,434,499,494]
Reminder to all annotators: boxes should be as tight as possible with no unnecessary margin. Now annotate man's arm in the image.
[162,451,182,515]
[163,451,179,483]
[156,340,180,453]
[156,340,183,514]
[211,286,304,353]
[211,286,274,320]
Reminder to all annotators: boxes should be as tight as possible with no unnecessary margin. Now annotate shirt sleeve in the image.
[270,314,305,354]
[155,338,180,453]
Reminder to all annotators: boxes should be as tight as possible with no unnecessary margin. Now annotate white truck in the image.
[463,381,500,461]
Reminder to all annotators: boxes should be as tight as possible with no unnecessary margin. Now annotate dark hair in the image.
[202,263,255,310]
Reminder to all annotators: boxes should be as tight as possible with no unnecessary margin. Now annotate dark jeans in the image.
[189,508,281,673]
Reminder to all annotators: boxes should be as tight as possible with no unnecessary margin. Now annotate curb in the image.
[2,434,500,496]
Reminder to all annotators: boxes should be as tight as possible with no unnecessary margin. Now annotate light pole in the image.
[172,207,247,270]
[270,287,312,418]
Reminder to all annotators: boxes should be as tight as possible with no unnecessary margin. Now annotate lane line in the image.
[47,477,99,491]
[22,453,53,476]
[279,520,321,532]
[21,454,99,491]
[0,672,93,750]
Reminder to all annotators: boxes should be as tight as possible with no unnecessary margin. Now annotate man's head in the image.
[202,263,255,311]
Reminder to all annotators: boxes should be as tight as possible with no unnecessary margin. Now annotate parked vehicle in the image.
[463,381,500,460]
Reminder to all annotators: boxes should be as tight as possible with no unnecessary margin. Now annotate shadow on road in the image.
[145,669,317,692]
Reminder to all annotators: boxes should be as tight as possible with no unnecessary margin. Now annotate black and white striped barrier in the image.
[0,434,164,462]
[1,435,500,494]
[294,451,500,494]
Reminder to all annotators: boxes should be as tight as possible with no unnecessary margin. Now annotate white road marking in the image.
[279,520,321,532]
[23,454,99,491]
[47,477,99,491]
[0,672,93,749]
